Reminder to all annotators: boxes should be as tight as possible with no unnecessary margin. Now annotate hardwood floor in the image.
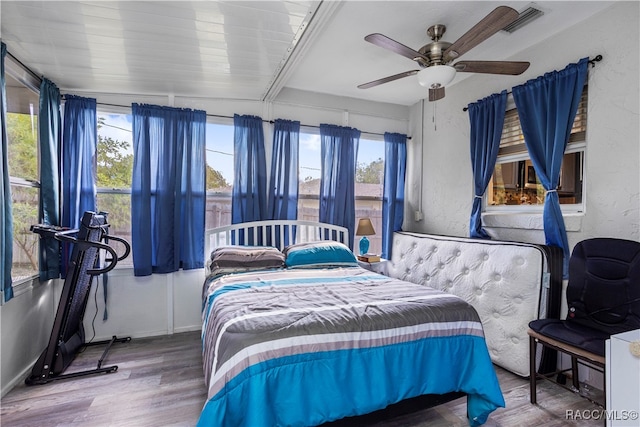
[1,331,604,426]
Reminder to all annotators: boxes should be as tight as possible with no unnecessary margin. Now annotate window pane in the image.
[11,185,39,281]
[97,113,133,189]
[96,112,134,262]
[298,132,321,222]
[557,152,583,204]
[355,139,384,255]
[6,73,39,182]
[205,123,233,230]
[206,123,233,192]
[6,70,40,282]
[96,192,133,267]
[488,153,583,206]
[6,113,38,181]
[297,134,385,254]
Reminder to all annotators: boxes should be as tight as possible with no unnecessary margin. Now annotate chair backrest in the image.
[567,238,640,335]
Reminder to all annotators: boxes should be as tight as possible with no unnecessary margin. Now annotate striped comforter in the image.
[199,266,504,427]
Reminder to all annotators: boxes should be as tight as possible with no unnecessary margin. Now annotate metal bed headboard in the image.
[205,220,349,258]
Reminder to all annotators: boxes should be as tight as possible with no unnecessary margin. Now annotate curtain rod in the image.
[268,121,412,140]
[176,112,412,139]
[67,101,411,140]
[461,55,602,112]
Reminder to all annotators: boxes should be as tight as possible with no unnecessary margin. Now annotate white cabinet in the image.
[606,329,640,426]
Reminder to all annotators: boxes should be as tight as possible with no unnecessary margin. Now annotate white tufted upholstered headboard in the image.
[381,231,562,377]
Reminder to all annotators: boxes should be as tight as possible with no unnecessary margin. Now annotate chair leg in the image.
[530,335,537,404]
[571,356,580,390]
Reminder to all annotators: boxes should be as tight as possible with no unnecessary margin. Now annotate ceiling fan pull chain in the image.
[433,102,437,131]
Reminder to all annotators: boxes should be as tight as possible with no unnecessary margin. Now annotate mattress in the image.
[199,266,505,426]
[384,231,563,377]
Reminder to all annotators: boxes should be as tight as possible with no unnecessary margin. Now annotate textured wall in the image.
[405,2,640,252]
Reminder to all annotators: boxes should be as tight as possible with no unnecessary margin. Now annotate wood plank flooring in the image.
[1,331,605,426]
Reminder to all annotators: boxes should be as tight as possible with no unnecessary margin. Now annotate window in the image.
[487,87,587,209]
[96,110,133,267]
[5,66,40,283]
[355,138,384,255]
[205,121,234,230]
[298,131,321,222]
[95,117,388,259]
[96,114,234,267]
[298,131,385,254]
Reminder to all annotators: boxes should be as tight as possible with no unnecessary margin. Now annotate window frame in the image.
[297,127,322,223]
[204,118,235,231]
[4,55,42,293]
[95,107,134,269]
[354,135,385,255]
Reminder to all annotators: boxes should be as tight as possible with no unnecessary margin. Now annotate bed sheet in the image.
[199,266,504,426]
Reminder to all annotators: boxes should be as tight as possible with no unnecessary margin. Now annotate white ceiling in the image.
[1,1,615,107]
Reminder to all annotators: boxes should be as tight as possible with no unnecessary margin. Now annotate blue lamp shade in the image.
[355,218,375,255]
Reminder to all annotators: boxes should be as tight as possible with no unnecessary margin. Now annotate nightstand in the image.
[358,258,388,275]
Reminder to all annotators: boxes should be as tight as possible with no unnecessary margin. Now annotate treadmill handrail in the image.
[53,229,122,275]
[102,235,132,263]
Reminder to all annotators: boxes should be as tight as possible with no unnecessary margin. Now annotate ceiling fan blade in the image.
[443,6,519,62]
[454,60,530,75]
[364,33,429,62]
[358,70,419,89]
[429,87,445,102]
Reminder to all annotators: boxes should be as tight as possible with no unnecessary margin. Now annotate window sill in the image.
[482,211,583,232]
[1,275,43,305]
[102,266,135,276]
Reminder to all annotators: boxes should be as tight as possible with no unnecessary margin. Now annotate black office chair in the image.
[528,238,640,407]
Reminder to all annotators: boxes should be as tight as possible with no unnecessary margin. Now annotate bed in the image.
[198,220,505,427]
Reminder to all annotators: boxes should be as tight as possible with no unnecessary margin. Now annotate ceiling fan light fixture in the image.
[417,65,456,89]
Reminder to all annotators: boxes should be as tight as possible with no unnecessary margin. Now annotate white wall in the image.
[403,2,639,388]
[405,2,640,249]
[1,279,58,396]
[0,90,409,397]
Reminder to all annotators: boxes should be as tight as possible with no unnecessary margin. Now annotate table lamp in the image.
[356,218,375,255]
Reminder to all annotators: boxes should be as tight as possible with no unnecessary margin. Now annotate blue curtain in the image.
[381,132,407,259]
[131,103,206,276]
[267,119,299,247]
[61,95,97,276]
[512,57,588,277]
[268,119,299,220]
[468,90,507,239]
[319,124,360,249]
[39,78,61,280]
[1,42,14,301]
[232,114,267,226]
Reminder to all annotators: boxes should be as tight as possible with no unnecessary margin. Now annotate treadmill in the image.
[26,211,131,385]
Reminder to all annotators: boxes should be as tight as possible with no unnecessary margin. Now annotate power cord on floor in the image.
[88,279,100,343]
[78,281,99,354]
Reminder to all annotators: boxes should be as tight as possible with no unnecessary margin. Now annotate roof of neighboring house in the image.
[209,180,382,198]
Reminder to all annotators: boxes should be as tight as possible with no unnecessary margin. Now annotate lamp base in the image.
[359,236,370,255]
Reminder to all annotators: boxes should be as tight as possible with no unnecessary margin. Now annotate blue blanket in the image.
[199,267,505,426]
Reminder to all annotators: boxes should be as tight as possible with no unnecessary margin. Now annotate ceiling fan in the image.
[358,6,530,101]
